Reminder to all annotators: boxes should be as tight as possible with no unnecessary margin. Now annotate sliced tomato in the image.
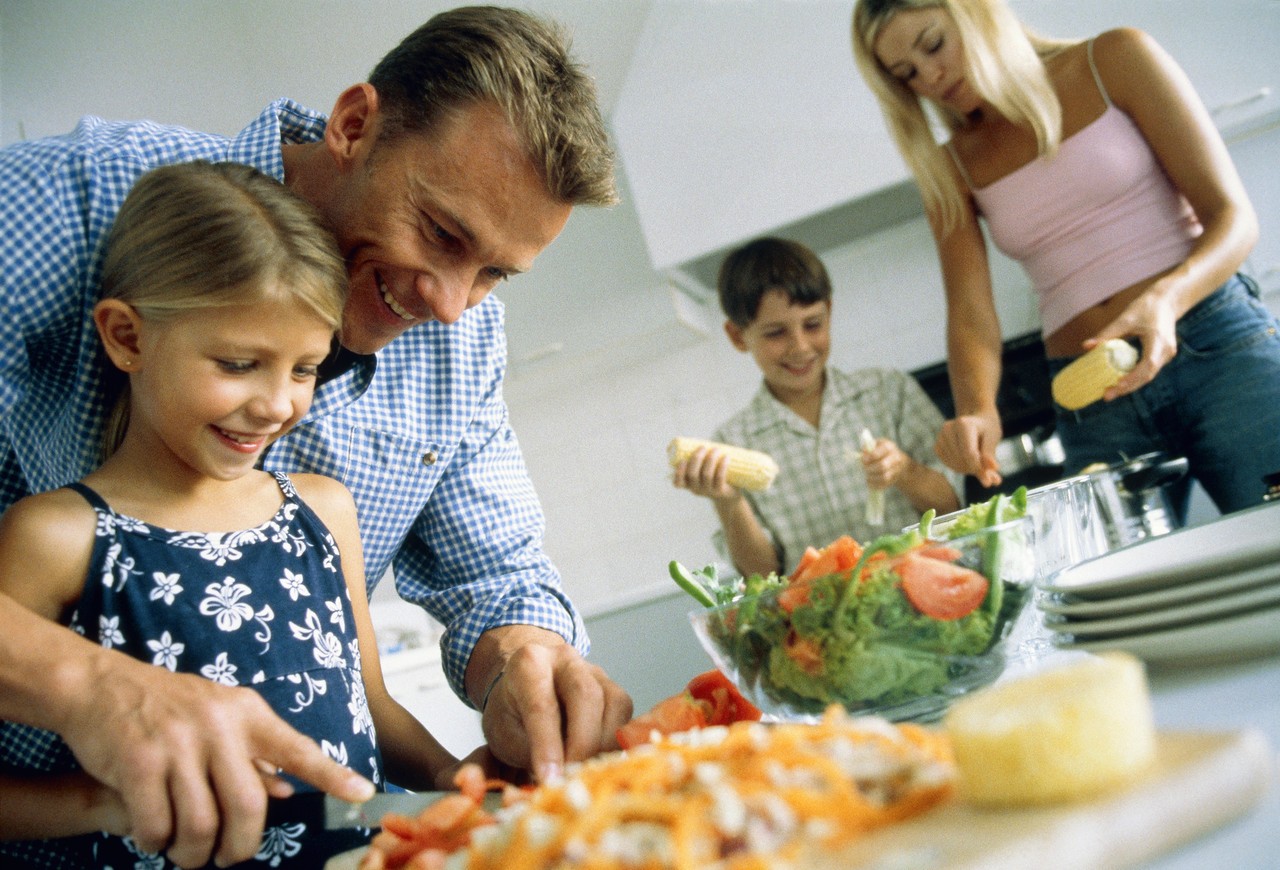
[686,669,762,725]
[783,631,825,675]
[897,552,989,620]
[790,535,863,584]
[776,577,814,613]
[615,692,709,750]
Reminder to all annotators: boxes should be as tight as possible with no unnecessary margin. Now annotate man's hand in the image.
[935,414,1003,488]
[471,626,632,784]
[54,648,375,868]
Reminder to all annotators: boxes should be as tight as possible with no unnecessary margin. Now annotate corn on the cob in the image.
[859,428,886,526]
[1051,339,1139,410]
[667,437,779,492]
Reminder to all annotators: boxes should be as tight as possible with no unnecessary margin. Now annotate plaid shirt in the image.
[0,100,587,701]
[714,367,960,573]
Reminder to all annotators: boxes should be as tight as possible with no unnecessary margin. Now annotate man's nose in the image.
[418,271,471,325]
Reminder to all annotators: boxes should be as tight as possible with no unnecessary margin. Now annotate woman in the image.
[852,0,1280,515]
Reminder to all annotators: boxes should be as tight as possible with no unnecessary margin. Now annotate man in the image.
[0,6,632,867]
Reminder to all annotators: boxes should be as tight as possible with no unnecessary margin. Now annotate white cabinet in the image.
[612,0,910,274]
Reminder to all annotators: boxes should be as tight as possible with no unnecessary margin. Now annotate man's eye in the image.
[484,267,510,283]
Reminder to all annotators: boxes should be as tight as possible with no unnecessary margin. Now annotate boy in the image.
[673,237,960,577]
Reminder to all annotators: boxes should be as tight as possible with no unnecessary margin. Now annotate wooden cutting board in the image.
[326,729,1274,870]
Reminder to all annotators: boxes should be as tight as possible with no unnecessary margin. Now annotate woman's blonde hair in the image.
[98,160,348,457]
[852,0,1071,234]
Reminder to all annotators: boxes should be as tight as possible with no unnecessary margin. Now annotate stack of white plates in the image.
[1038,500,1280,665]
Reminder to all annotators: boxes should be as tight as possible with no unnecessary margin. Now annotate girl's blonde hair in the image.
[98,161,348,457]
[851,0,1072,235]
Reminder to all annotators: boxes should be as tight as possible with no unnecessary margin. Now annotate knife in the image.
[267,790,504,830]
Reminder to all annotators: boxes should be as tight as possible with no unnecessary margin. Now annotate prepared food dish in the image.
[677,491,1036,720]
[358,709,954,869]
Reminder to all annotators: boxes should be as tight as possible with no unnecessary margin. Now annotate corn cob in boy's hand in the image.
[1051,339,1140,410]
[668,437,779,492]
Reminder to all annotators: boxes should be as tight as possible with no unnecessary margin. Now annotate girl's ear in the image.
[93,299,145,372]
[724,319,749,353]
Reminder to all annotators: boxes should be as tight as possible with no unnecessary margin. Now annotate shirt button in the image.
[421,450,438,466]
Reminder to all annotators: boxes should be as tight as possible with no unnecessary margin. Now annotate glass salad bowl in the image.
[684,508,1038,723]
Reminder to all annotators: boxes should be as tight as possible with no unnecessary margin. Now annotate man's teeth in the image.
[382,285,415,321]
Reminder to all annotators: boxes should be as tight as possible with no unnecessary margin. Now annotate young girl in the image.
[852,0,1280,515]
[0,162,467,867]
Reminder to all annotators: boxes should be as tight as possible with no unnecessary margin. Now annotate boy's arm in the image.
[672,443,781,576]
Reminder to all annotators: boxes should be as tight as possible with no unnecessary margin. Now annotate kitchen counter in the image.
[1143,653,1280,868]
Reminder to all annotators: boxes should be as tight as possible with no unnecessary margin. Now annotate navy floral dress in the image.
[0,472,382,868]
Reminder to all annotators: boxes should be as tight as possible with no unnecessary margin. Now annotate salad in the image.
[674,490,1033,718]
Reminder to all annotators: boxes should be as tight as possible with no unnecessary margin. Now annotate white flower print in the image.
[321,739,349,767]
[100,540,140,591]
[200,651,239,686]
[200,576,255,631]
[279,568,310,601]
[99,614,125,649]
[326,596,346,633]
[286,670,328,713]
[147,631,184,670]
[257,821,306,867]
[349,675,374,741]
[149,571,183,605]
[290,609,346,669]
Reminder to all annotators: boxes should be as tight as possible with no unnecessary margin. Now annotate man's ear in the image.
[724,320,749,353]
[325,83,381,170]
[93,299,144,371]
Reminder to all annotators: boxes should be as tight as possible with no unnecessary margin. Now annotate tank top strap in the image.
[944,141,977,191]
[64,481,111,513]
[1086,38,1113,107]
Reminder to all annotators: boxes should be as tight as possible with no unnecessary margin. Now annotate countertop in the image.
[1142,652,1280,868]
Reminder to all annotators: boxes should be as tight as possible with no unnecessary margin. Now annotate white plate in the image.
[1037,559,1280,618]
[1042,581,1280,638]
[1050,604,1280,666]
[1040,500,1280,599]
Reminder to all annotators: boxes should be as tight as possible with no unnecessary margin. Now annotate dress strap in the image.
[1085,38,1113,107]
[64,481,111,513]
[944,141,977,191]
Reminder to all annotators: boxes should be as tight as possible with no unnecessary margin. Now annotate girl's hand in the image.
[1084,284,1181,401]
[671,444,740,502]
[935,414,1003,488]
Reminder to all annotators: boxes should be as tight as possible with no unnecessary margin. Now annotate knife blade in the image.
[267,790,504,830]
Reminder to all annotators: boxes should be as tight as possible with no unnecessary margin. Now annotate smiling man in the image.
[0,6,630,868]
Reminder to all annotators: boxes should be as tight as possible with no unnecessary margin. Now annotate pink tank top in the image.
[955,42,1201,336]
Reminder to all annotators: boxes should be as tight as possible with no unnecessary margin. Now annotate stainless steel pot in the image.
[1078,452,1189,550]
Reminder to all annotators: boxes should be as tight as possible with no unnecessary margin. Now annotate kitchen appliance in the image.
[1077,452,1189,550]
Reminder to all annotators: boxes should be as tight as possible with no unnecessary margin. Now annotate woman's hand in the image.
[935,413,1003,488]
[671,444,741,502]
[1085,280,1182,401]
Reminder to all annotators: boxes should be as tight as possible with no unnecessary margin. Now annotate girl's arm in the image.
[930,168,1007,488]
[292,474,461,791]
[0,773,127,840]
[1091,27,1258,396]
[672,445,781,577]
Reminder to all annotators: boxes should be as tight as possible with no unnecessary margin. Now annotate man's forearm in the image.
[0,592,96,731]
[464,623,567,710]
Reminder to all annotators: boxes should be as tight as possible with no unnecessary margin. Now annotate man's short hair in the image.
[370,5,618,207]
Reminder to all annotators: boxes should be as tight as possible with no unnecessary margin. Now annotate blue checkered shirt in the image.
[0,100,589,702]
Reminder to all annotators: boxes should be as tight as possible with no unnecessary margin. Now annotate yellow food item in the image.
[944,652,1157,806]
[668,436,779,491]
[1051,340,1139,410]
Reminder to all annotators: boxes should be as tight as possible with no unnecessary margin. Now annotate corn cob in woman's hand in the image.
[668,437,779,492]
[1051,339,1140,410]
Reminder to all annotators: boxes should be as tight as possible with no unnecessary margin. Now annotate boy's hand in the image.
[671,444,739,501]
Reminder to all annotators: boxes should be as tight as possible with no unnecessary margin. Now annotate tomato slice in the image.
[686,669,762,725]
[897,552,989,620]
[615,692,709,749]
[790,535,863,584]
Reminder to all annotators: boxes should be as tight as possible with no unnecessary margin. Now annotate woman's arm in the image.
[1089,27,1258,396]
[293,475,461,791]
[672,445,781,577]
[929,175,1007,488]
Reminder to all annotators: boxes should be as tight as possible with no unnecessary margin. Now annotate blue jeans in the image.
[1048,274,1280,516]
